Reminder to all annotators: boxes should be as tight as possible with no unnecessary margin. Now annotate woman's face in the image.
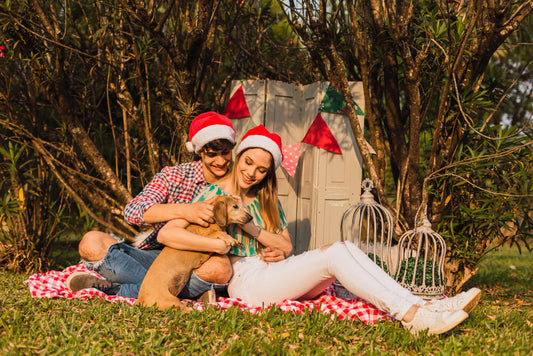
[236,148,272,192]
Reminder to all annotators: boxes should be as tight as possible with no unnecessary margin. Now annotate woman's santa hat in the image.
[186,112,236,153]
[236,125,283,169]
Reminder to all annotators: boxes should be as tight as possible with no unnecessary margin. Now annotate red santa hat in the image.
[186,112,236,154]
[236,125,283,169]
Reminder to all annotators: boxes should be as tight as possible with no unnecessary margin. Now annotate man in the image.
[67,112,237,300]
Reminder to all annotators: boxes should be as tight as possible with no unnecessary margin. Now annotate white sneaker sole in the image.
[427,310,469,335]
[65,271,96,291]
[461,288,482,313]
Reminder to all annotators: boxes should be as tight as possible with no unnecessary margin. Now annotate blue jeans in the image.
[83,242,226,299]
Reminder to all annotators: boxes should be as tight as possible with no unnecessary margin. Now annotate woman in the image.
[158,125,481,336]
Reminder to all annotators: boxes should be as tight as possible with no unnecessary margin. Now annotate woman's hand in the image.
[255,227,293,258]
[261,247,286,263]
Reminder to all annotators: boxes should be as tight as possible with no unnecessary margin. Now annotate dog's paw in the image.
[213,231,239,246]
[214,232,239,246]
[222,236,240,247]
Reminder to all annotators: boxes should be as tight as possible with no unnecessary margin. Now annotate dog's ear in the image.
[213,199,228,227]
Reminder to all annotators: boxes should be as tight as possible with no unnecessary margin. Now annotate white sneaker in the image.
[424,288,481,313]
[402,308,468,336]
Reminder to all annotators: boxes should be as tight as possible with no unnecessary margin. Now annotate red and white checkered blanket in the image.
[24,264,391,324]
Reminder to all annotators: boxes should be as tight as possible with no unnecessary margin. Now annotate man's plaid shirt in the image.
[124,161,207,250]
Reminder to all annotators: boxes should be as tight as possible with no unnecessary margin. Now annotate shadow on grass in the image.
[49,237,81,270]
[464,246,533,304]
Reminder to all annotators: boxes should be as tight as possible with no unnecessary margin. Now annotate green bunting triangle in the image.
[319,84,365,116]
[354,101,365,116]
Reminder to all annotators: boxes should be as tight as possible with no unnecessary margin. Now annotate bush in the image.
[367,252,389,274]
[0,142,92,272]
[395,257,442,287]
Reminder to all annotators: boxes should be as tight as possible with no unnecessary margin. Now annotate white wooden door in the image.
[294,82,324,253]
[312,82,365,248]
[264,80,302,244]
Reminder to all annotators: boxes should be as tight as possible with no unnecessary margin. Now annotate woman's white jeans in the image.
[228,241,425,320]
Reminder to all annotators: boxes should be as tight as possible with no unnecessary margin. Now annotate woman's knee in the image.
[320,243,333,251]
[320,241,348,251]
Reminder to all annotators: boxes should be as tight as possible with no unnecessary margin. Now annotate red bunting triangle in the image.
[223,85,251,119]
[301,113,342,154]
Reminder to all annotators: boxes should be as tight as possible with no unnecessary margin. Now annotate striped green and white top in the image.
[192,184,287,257]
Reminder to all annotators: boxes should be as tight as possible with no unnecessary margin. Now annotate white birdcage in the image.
[339,179,396,276]
[395,210,446,300]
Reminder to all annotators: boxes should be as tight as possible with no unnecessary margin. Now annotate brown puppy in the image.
[136,195,252,311]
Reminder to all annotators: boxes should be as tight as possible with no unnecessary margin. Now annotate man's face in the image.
[199,147,233,182]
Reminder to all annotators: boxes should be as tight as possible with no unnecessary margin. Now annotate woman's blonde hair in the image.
[232,148,281,233]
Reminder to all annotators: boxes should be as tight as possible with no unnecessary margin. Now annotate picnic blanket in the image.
[24,264,391,324]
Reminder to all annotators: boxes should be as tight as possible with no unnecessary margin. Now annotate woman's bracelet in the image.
[250,224,262,239]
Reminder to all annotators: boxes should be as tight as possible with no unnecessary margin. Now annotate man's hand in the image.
[183,197,216,227]
[261,247,286,263]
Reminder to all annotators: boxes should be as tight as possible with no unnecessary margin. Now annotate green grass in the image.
[0,247,531,355]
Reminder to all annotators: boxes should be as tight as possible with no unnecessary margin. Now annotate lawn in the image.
[0,246,531,355]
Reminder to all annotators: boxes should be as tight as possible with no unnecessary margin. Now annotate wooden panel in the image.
[265,80,302,243]
[317,199,353,246]
[297,83,324,252]
[307,83,364,249]
[294,145,315,254]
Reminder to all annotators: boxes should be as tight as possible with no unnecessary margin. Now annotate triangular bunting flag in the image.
[223,85,251,119]
[354,101,365,116]
[366,140,376,154]
[281,143,301,177]
[318,84,365,116]
[319,84,345,113]
[301,113,342,154]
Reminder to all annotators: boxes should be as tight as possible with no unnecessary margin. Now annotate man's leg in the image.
[194,254,233,284]
[71,231,160,299]
[178,254,233,300]
[75,232,231,300]
[79,231,118,261]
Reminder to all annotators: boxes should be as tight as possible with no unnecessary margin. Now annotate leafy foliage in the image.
[279,0,533,291]
[396,257,442,287]
[436,125,533,270]
[0,0,311,271]
[0,142,88,272]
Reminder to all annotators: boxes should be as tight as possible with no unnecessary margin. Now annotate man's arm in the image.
[124,166,176,226]
[124,164,215,227]
[141,198,216,227]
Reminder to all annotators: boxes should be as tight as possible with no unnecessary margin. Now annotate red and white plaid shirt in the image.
[124,161,207,250]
